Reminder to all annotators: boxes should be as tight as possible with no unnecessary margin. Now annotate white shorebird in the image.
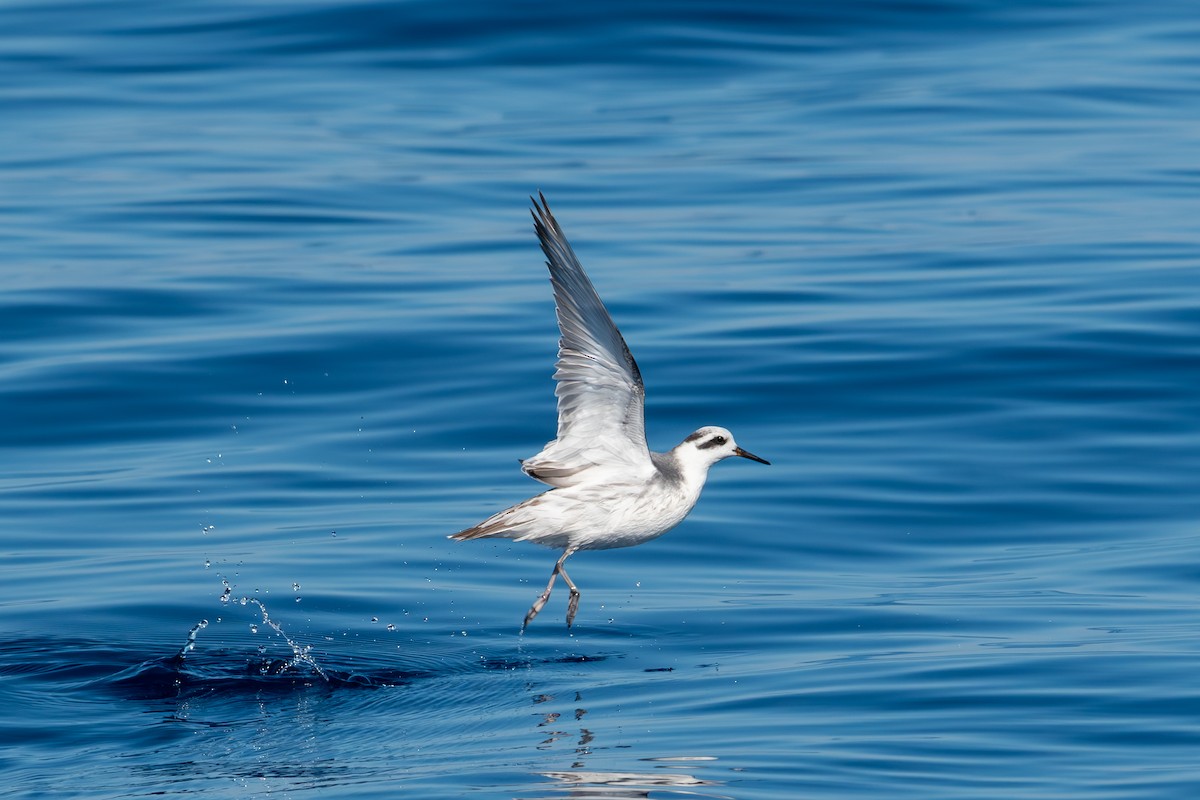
[451,194,769,629]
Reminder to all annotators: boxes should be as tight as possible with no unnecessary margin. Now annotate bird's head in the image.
[677,426,770,469]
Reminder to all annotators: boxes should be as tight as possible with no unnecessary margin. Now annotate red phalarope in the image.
[451,194,769,629]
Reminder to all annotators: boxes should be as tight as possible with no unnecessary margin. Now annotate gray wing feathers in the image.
[521,194,651,486]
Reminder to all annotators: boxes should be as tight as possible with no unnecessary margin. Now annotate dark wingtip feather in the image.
[530,193,548,238]
[530,192,565,268]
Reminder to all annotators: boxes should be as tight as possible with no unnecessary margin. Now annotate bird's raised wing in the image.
[520,194,653,487]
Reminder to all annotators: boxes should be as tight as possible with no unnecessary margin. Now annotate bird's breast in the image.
[566,478,699,551]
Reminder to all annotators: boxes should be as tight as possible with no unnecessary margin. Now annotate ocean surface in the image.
[3,1,1200,797]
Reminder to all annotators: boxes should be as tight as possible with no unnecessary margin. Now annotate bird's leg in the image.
[522,548,577,630]
[559,561,581,628]
[523,568,558,630]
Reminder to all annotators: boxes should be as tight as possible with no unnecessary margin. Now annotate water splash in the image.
[218,576,329,682]
[173,618,208,662]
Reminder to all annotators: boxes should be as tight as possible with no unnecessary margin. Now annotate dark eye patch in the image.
[696,435,727,450]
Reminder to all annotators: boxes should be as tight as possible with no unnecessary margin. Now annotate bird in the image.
[450,194,769,629]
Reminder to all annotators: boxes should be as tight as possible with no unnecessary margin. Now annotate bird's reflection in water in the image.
[522,691,730,800]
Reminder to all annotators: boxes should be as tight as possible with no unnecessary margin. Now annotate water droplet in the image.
[371,617,379,623]
[249,624,259,634]
[292,583,301,591]
[386,623,396,632]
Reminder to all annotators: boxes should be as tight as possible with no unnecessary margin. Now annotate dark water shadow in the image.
[103,647,615,701]
[0,628,613,703]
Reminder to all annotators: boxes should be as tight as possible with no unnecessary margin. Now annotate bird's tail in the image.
[449,496,542,541]
[449,520,507,541]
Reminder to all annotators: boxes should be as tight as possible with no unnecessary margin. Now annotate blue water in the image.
[3,1,1200,797]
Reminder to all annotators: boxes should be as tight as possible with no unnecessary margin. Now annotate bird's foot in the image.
[565,588,581,628]
[523,588,553,630]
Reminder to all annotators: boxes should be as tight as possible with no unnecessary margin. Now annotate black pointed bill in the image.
[734,446,770,465]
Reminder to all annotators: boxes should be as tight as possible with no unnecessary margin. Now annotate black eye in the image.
[713,435,727,445]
